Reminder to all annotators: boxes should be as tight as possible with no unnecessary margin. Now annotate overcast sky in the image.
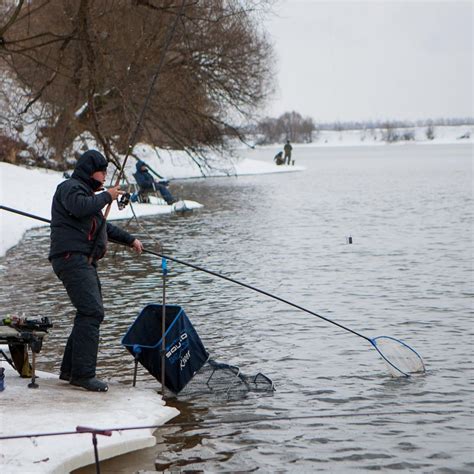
[263,0,473,122]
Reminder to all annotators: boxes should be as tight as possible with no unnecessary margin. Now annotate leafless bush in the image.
[426,125,435,140]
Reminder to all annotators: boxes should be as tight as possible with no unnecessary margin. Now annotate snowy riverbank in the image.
[312,125,473,147]
[0,365,178,473]
[249,124,473,148]
[0,153,304,258]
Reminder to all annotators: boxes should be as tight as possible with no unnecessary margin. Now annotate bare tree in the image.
[0,0,275,169]
[426,123,435,140]
[254,111,316,144]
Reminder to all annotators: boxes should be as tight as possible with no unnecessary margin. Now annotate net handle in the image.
[143,249,372,342]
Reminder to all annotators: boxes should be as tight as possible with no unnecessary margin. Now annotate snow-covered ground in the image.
[127,143,304,179]
[246,125,473,149]
[0,364,178,473]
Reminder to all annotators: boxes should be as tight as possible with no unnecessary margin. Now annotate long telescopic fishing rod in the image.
[0,204,425,378]
[88,0,187,263]
[0,205,50,224]
[106,0,187,207]
[144,248,367,341]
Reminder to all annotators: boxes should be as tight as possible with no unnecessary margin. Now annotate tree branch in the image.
[0,0,25,39]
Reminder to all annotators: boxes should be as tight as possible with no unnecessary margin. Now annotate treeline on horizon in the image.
[248,111,474,145]
[318,116,474,130]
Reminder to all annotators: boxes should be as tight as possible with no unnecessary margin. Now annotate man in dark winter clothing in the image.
[133,160,176,204]
[49,150,143,392]
[283,140,293,165]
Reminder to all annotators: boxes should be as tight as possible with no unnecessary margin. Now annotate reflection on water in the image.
[1,144,473,472]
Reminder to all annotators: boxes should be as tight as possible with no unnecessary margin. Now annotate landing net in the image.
[371,336,425,377]
[175,359,275,399]
[122,305,275,396]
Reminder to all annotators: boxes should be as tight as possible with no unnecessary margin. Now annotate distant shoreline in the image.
[249,125,473,149]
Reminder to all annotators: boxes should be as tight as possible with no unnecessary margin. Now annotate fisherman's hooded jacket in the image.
[49,150,135,261]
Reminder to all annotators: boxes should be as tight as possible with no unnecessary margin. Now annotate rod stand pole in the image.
[75,426,112,474]
[132,357,138,387]
[161,257,168,398]
[92,433,100,474]
[27,346,38,389]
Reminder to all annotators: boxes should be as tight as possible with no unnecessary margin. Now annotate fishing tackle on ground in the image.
[2,315,53,331]
[0,314,53,389]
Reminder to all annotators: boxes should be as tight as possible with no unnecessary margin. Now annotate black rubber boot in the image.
[70,377,108,392]
[59,372,70,382]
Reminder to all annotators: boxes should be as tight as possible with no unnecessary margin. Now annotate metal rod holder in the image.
[28,350,38,389]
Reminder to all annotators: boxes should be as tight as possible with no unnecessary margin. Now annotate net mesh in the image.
[176,359,275,399]
[372,336,425,377]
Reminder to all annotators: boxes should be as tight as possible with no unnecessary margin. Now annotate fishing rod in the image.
[1,204,425,378]
[107,0,187,203]
[0,205,50,224]
[0,409,460,441]
[88,0,188,264]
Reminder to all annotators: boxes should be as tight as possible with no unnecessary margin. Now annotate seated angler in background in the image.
[274,151,285,165]
[133,160,176,205]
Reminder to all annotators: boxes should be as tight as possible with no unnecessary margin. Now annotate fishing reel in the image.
[2,315,53,331]
[118,192,131,210]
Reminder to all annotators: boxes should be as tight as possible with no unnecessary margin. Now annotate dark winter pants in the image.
[139,182,175,204]
[156,183,174,204]
[51,253,105,379]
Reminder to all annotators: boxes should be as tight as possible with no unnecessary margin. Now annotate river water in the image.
[1,143,472,472]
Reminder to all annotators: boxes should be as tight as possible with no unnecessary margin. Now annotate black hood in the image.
[136,160,148,172]
[72,150,108,190]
